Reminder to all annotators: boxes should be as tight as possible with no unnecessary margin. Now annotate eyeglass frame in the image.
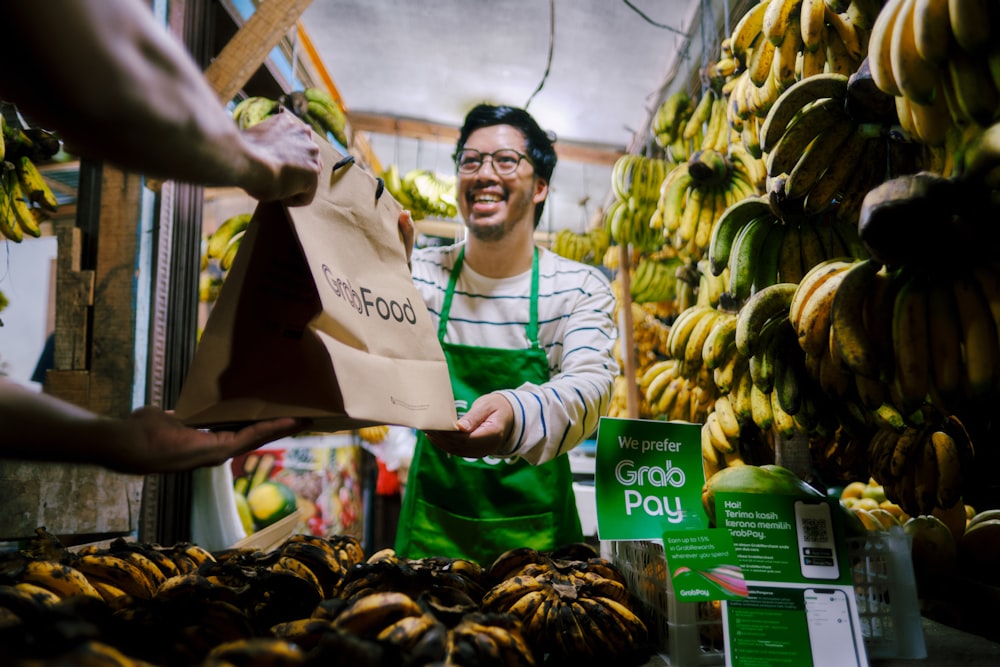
[453,148,534,175]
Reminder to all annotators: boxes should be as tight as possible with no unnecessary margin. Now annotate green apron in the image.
[395,247,583,566]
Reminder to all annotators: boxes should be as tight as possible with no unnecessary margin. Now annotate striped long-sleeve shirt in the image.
[411,242,619,465]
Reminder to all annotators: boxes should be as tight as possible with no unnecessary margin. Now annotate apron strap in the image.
[438,246,541,348]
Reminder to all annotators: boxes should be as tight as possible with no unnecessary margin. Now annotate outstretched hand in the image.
[115,408,309,474]
[422,393,515,459]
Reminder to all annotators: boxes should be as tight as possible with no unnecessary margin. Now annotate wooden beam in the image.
[203,0,314,103]
[347,111,626,167]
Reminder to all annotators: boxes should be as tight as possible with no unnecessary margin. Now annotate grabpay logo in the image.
[322,265,417,324]
[615,458,686,523]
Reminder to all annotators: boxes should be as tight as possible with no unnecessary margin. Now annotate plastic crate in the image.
[602,526,925,665]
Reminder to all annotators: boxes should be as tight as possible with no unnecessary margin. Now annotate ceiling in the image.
[297,0,741,235]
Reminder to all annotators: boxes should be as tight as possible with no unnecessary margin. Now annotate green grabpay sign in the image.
[594,417,708,539]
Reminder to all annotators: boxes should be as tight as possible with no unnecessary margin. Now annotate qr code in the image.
[802,516,828,543]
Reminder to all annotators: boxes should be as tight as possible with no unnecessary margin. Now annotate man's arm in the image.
[0,379,307,474]
[0,0,320,204]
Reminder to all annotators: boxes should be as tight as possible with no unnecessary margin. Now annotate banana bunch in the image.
[760,73,890,218]
[0,114,62,243]
[652,89,694,158]
[654,145,762,264]
[482,546,648,661]
[551,225,611,266]
[867,0,1000,147]
[231,95,280,129]
[630,255,684,304]
[357,424,390,443]
[865,412,976,517]
[382,165,458,220]
[10,534,220,606]
[727,0,878,140]
[204,211,252,273]
[709,194,867,305]
[606,153,670,252]
[735,281,826,439]
[231,88,349,147]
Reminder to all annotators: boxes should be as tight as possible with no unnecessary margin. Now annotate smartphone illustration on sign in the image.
[803,587,862,667]
[794,499,840,580]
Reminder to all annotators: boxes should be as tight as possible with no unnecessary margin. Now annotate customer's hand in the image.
[240,111,322,206]
[112,408,309,474]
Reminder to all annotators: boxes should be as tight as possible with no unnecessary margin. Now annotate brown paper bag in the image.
[174,141,457,432]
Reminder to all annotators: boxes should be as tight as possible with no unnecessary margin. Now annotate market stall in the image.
[3,0,1000,664]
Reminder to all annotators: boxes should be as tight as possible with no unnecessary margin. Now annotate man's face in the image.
[456,125,548,241]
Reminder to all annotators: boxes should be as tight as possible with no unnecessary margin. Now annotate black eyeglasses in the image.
[454,148,532,175]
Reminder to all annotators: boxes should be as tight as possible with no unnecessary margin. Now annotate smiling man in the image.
[395,104,619,566]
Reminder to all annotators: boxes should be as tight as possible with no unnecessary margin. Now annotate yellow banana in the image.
[891,274,931,413]
[764,0,804,46]
[830,258,881,379]
[800,0,827,52]
[890,0,941,105]
[789,259,853,334]
[866,0,906,96]
[783,118,858,200]
[925,279,963,412]
[948,0,993,55]
[685,308,721,368]
[5,169,40,238]
[952,269,1000,400]
[750,382,774,430]
[731,1,771,64]
[73,553,157,599]
[795,262,852,356]
[702,313,739,369]
[16,155,59,212]
[20,560,103,600]
[332,591,423,636]
[912,0,953,65]
[930,429,962,509]
[765,97,850,177]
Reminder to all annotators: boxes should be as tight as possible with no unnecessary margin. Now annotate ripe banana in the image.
[830,258,881,380]
[867,0,907,96]
[759,73,850,154]
[16,155,58,212]
[72,553,157,599]
[20,559,103,600]
[766,98,851,179]
[735,281,798,357]
[891,273,931,413]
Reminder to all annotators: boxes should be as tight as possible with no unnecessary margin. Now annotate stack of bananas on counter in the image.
[232,87,348,148]
[481,545,649,662]
[0,112,62,243]
[0,529,653,666]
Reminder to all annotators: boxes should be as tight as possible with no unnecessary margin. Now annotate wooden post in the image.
[617,243,640,419]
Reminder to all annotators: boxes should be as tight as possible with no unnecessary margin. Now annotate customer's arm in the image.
[0,0,321,205]
[0,379,307,474]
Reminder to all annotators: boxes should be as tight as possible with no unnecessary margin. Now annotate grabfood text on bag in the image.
[322,264,417,324]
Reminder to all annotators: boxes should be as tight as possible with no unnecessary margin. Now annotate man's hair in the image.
[455,104,557,226]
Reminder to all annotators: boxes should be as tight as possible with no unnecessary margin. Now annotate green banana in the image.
[735,281,798,357]
[207,213,252,260]
[707,195,773,276]
[727,214,778,304]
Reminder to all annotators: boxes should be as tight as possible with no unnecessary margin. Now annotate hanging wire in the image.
[524,0,556,110]
[621,0,688,35]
